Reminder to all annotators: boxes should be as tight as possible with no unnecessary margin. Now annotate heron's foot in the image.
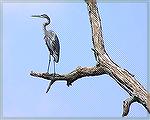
[45,72,49,75]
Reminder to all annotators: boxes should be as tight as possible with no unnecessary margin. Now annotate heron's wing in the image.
[44,35,53,55]
[51,33,60,63]
[45,30,60,63]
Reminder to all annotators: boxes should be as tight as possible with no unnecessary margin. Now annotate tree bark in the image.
[30,0,150,117]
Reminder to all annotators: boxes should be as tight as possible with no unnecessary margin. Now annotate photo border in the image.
[1,0,149,119]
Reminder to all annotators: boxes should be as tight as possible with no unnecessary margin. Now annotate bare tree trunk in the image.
[30,0,150,117]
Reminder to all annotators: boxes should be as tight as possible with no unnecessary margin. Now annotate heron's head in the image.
[32,14,50,21]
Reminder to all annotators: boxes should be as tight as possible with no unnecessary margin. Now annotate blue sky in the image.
[2,1,148,118]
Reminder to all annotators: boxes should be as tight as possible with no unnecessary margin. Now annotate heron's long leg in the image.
[47,54,51,73]
[53,60,55,76]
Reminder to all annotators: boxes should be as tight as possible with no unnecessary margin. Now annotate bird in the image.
[32,14,60,93]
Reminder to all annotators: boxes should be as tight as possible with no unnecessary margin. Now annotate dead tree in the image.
[30,0,150,117]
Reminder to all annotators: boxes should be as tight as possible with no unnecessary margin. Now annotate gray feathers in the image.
[44,30,60,63]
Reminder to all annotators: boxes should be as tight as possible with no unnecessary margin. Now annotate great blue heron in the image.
[32,14,60,93]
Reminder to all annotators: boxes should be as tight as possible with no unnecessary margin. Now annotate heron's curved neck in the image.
[43,17,50,31]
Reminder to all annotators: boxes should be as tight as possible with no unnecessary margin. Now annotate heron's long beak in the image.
[31,15,42,18]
